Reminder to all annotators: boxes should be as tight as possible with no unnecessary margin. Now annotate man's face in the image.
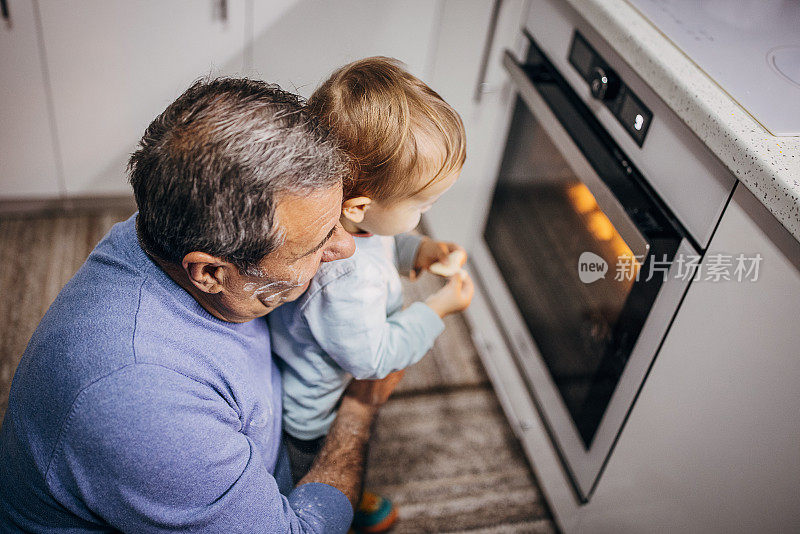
[222,185,355,319]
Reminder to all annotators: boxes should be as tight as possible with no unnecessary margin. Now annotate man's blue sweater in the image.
[0,214,352,533]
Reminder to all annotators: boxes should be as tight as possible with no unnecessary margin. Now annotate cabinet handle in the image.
[1,0,11,29]
[214,0,228,23]
[473,0,503,103]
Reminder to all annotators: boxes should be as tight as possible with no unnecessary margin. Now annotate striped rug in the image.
[359,271,557,532]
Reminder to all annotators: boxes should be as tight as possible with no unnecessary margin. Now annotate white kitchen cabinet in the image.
[0,0,62,199]
[37,0,248,196]
[537,183,800,532]
[248,0,440,100]
[423,0,530,248]
[4,0,464,200]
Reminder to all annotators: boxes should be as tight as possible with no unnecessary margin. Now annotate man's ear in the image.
[182,252,228,294]
[342,196,372,224]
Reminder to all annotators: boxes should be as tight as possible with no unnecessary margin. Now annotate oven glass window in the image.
[483,97,648,448]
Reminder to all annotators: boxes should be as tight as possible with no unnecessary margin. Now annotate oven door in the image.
[472,34,697,501]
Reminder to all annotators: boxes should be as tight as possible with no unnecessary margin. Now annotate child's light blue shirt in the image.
[269,233,445,440]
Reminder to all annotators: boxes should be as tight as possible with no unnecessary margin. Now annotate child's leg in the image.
[282,432,326,484]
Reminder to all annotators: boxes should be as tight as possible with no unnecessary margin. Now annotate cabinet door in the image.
[248,0,440,99]
[38,0,247,196]
[0,0,62,199]
[580,184,800,531]
[423,0,529,248]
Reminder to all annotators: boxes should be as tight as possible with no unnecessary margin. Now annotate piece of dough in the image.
[429,250,467,277]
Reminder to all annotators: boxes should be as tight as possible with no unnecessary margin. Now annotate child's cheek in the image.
[403,210,422,233]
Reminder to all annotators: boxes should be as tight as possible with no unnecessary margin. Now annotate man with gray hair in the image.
[0,78,401,532]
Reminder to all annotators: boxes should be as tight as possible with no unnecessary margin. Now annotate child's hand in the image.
[425,271,475,318]
[412,237,467,280]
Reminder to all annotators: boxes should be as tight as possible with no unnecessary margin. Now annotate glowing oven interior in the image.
[482,97,648,447]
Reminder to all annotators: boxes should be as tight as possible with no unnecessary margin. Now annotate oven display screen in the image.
[618,91,652,146]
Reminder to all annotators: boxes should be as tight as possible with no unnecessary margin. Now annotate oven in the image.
[469,27,704,501]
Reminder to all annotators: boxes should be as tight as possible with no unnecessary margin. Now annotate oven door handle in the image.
[502,50,651,261]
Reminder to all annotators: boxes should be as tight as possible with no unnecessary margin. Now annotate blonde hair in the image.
[308,57,466,200]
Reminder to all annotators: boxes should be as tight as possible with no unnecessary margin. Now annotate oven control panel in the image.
[568,32,652,147]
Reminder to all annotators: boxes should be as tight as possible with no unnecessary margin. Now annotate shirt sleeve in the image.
[302,269,445,380]
[45,364,353,534]
[393,233,423,276]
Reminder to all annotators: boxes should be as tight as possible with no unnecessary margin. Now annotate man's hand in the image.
[411,237,466,280]
[344,369,405,410]
[298,371,404,507]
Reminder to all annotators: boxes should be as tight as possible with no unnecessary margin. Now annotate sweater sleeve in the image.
[45,364,352,534]
[302,269,445,380]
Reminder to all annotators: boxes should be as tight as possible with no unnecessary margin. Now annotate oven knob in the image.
[590,67,619,101]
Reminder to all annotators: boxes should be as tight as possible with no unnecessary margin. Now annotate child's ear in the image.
[342,196,371,224]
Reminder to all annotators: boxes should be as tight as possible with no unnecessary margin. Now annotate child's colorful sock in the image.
[351,490,398,533]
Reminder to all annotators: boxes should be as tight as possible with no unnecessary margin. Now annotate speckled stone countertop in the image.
[563,0,800,242]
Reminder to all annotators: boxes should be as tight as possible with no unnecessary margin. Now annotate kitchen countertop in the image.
[563,0,800,242]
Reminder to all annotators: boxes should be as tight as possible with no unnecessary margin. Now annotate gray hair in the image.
[128,77,349,274]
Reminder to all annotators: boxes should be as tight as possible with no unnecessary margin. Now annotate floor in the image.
[0,206,556,533]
